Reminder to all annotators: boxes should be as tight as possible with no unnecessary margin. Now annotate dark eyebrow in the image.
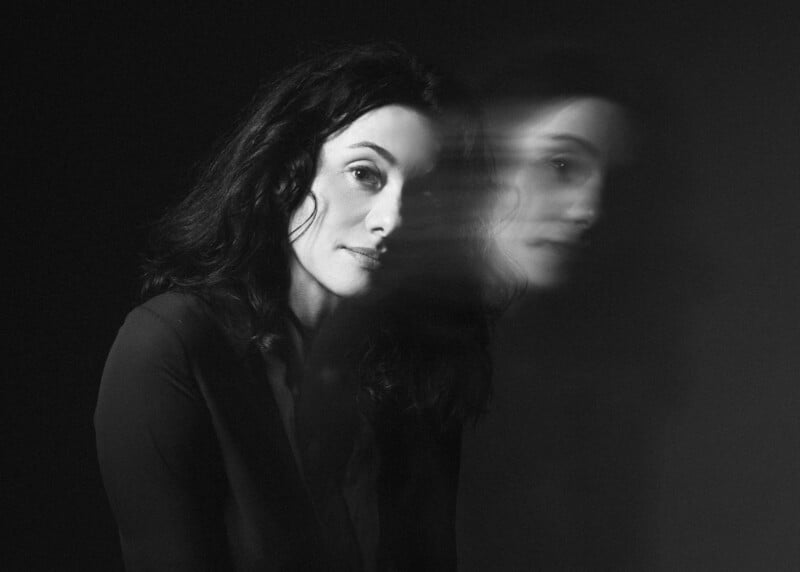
[547,135,601,159]
[348,141,397,165]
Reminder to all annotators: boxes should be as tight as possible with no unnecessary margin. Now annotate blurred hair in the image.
[357,281,494,432]
[475,39,639,112]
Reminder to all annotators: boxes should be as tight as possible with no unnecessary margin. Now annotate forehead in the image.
[491,97,628,161]
[523,98,624,143]
[324,104,440,164]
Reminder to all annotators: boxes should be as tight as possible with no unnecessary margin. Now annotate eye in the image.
[548,156,572,175]
[349,165,383,189]
[541,154,596,186]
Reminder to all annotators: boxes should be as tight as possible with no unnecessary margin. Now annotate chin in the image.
[327,276,375,298]
[526,274,569,290]
[518,249,579,290]
[521,264,571,291]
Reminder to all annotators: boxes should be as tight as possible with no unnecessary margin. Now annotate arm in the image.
[95,306,229,571]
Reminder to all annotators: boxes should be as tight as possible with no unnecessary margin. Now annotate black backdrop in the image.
[10,2,800,570]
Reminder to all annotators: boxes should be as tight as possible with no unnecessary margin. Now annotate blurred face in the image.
[490,97,628,288]
[289,105,439,300]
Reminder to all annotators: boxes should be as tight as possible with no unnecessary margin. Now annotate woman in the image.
[478,46,634,295]
[458,45,643,571]
[95,43,490,571]
[486,95,630,290]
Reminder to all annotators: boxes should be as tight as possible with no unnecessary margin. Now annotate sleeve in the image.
[94,306,230,571]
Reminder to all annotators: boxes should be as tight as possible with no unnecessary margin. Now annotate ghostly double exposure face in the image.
[489,97,629,289]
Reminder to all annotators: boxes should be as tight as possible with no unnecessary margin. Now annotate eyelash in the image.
[349,165,383,189]
[548,156,571,172]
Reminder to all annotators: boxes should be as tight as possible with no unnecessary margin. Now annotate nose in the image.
[365,186,403,238]
[564,178,603,228]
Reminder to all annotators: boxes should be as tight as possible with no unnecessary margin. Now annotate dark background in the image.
[10,2,800,570]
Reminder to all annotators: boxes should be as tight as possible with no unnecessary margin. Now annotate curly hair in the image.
[140,42,492,426]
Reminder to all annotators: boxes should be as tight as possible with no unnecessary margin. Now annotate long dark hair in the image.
[143,44,463,340]
[140,43,492,425]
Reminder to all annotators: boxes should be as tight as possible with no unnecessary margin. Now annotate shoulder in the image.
[125,292,222,354]
[101,293,217,387]
[96,295,226,490]
[137,291,214,331]
[99,292,232,395]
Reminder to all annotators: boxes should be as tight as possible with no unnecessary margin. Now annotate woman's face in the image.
[289,104,439,299]
[489,97,628,289]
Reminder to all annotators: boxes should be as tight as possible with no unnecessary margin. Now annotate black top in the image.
[95,292,460,571]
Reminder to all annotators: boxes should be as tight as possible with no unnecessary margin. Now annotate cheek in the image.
[491,181,524,225]
[326,186,373,227]
[309,173,369,231]
[495,189,548,229]
[521,184,579,223]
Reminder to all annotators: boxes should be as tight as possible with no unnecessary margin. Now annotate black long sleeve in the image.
[95,304,230,571]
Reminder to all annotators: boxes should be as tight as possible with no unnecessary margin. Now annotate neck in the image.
[288,255,340,333]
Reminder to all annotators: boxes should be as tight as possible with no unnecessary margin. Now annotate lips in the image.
[525,238,585,258]
[341,246,383,270]
[526,236,580,247]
